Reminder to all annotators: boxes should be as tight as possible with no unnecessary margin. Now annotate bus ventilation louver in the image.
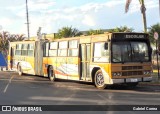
[122,71,143,76]
[122,66,142,70]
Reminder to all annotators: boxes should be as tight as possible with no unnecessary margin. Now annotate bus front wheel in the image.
[48,66,55,81]
[94,70,106,89]
[18,65,23,76]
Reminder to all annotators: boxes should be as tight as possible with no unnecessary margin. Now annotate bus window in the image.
[68,49,78,56]
[44,43,49,57]
[93,42,109,62]
[50,42,58,49]
[112,41,149,63]
[131,42,149,62]
[58,50,67,56]
[69,40,78,48]
[22,44,28,56]
[59,41,68,49]
[49,42,57,57]
[15,44,22,55]
[58,41,68,56]
[49,50,57,56]
[68,40,78,56]
[28,44,34,56]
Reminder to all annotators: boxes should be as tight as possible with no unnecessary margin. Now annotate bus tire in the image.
[94,69,106,89]
[18,65,23,76]
[48,66,55,81]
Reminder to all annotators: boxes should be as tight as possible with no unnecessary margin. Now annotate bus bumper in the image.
[112,76,152,84]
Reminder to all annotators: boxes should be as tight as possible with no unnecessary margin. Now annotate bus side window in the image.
[104,43,108,50]
[93,42,109,62]
[28,44,34,56]
[68,40,78,57]
[49,42,57,57]
[15,44,22,55]
[58,41,68,56]
[44,43,49,57]
[22,44,28,56]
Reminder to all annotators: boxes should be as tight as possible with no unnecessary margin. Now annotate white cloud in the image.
[28,0,56,11]
[1,0,159,36]
[82,15,96,26]
[127,0,158,13]
[104,0,124,8]
[0,18,13,31]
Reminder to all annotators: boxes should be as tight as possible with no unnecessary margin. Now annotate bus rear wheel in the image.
[48,66,55,81]
[18,65,23,76]
[94,70,106,89]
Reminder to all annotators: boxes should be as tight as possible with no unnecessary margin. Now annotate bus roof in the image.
[9,32,148,44]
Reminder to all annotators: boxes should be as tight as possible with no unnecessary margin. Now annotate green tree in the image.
[148,23,160,45]
[0,31,25,59]
[125,0,147,32]
[86,29,103,35]
[108,26,134,32]
[56,26,82,38]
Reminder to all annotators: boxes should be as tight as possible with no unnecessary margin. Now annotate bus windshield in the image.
[112,41,149,63]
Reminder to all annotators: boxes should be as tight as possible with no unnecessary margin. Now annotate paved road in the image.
[0,71,160,114]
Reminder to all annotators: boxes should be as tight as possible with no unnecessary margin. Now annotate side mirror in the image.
[104,43,108,50]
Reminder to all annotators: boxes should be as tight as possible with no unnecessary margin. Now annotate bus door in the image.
[35,41,44,76]
[80,44,91,81]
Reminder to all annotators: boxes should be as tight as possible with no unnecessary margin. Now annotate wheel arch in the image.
[47,65,53,76]
[17,62,21,69]
[91,67,100,83]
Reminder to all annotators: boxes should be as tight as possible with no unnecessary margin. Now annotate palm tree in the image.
[125,0,147,32]
[86,29,103,35]
[0,31,25,59]
[56,26,82,38]
[108,26,134,32]
[148,23,160,45]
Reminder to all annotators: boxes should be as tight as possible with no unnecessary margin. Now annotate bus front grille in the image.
[122,71,143,76]
[122,66,142,70]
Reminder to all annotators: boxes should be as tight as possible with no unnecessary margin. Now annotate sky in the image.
[0,0,159,37]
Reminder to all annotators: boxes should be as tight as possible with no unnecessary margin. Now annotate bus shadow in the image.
[106,84,158,92]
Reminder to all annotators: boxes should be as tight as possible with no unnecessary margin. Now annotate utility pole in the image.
[159,0,160,18]
[140,0,147,33]
[26,0,30,39]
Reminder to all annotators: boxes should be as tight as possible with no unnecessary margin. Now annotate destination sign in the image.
[111,33,148,40]
[125,34,145,39]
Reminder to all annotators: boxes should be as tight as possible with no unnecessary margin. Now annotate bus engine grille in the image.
[122,71,143,76]
[122,66,142,70]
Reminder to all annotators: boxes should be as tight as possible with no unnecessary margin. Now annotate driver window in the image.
[112,44,121,62]
[93,42,109,62]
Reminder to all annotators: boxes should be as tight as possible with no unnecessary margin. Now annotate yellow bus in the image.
[8,32,152,89]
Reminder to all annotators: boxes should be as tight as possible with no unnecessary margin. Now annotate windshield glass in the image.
[112,41,149,63]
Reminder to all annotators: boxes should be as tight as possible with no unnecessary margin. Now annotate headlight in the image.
[112,72,122,76]
[143,71,151,75]
[112,73,117,76]
[117,72,122,76]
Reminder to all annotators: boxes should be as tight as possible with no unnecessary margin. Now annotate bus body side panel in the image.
[66,57,79,80]
[25,56,35,75]
[55,57,67,79]
[43,57,48,77]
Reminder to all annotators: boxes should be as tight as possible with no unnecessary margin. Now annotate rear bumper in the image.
[112,76,152,84]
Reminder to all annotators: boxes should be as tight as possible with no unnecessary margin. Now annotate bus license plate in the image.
[131,78,138,82]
